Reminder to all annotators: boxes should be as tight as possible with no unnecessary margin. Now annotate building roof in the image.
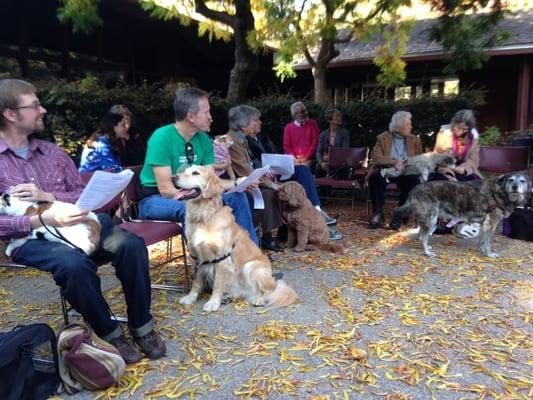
[294,10,533,70]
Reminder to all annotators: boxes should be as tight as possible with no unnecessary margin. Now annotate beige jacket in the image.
[368,131,423,177]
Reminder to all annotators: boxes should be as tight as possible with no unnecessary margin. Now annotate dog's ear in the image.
[203,168,223,199]
[496,174,507,189]
[287,182,306,208]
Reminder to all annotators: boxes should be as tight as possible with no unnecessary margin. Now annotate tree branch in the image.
[194,0,234,27]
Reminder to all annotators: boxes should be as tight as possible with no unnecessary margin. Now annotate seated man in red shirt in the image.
[283,101,319,170]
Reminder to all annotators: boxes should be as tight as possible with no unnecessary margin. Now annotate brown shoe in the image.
[109,335,143,364]
[135,330,166,360]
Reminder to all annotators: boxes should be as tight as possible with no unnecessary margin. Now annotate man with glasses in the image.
[0,79,166,364]
[138,87,258,245]
[283,101,319,170]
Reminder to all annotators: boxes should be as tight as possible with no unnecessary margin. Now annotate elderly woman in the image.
[230,105,343,242]
[227,105,284,251]
[432,109,481,181]
[367,111,423,229]
[315,108,351,177]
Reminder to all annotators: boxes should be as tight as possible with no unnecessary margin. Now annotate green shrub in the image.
[479,125,501,145]
[33,79,485,158]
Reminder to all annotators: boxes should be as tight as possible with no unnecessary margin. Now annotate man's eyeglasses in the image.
[185,142,195,164]
[14,102,43,110]
[295,109,307,115]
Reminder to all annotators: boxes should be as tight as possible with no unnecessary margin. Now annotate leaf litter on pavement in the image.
[1,209,532,399]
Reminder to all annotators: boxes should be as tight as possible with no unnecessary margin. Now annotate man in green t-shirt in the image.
[138,87,258,244]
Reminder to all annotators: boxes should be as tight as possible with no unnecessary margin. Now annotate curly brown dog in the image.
[172,165,298,312]
[277,181,340,252]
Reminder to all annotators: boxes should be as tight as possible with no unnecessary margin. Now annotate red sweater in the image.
[283,119,319,161]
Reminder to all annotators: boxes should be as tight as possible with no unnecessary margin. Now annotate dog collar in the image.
[191,242,237,267]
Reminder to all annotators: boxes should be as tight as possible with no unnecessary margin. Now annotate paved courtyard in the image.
[1,203,532,399]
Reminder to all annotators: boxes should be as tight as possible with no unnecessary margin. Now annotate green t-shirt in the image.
[140,123,215,187]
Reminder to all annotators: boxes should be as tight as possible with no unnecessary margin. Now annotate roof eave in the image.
[293,43,533,70]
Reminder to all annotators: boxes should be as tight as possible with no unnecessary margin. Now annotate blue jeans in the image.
[139,192,259,245]
[282,165,321,207]
[12,214,154,341]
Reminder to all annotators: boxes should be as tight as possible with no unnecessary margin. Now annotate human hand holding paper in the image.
[75,169,134,211]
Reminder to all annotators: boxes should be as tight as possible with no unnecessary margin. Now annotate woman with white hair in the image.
[228,104,343,243]
[367,111,423,229]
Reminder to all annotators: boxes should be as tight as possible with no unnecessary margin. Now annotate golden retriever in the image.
[277,181,340,252]
[172,165,298,312]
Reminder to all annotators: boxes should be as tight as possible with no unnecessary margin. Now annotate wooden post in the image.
[515,55,531,131]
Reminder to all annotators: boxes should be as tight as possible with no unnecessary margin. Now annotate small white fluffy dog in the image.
[381,151,456,183]
[0,193,101,256]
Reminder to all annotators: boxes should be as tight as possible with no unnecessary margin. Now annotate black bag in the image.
[0,324,60,400]
[509,207,533,242]
[329,165,353,180]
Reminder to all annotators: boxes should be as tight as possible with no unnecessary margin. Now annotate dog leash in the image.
[38,213,85,253]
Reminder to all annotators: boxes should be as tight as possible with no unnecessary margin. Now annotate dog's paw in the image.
[485,251,499,259]
[251,296,267,307]
[203,299,221,312]
[179,292,198,305]
[293,246,305,252]
[424,249,437,257]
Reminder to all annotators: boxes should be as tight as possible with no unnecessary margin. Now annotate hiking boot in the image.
[319,210,337,225]
[135,330,166,360]
[328,226,343,241]
[110,335,143,364]
[369,213,383,229]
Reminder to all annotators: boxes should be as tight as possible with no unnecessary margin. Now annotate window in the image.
[394,86,412,101]
[430,77,460,97]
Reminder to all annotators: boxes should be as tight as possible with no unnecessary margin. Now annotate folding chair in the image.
[120,165,190,292]
[479,146,530,174]
[315,147,368,210]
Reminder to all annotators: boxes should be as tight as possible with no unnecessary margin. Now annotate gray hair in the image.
[290,101,306,118]
[389,111,412,133]
[228,105,261,132]
[173,87,209,121]
[450,109,476,130]
[0,79,37,128]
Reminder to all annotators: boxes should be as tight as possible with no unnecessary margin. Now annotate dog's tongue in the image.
[175,188,196,200]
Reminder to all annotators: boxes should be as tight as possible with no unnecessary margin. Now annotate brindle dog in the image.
[392,172,531,257]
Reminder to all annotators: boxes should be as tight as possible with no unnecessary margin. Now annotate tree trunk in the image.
[226,0,259,103]
[312,63,329,104]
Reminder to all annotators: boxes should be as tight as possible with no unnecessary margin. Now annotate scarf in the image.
[452,132,473,162]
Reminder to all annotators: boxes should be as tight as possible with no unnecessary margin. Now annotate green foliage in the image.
[479,125,501,146]
[429,2,510,74]
[34,79,484,160]
[374,19,413,88]
[57,0,103,33]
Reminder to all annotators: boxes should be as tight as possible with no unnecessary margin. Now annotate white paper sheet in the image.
[76,169,134,211]
[251,187,264,209]
[261,154,294,180]
[226,165,270,194]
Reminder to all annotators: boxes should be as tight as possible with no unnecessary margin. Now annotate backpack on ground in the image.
[0,323,60,400]
[57,321,126,394]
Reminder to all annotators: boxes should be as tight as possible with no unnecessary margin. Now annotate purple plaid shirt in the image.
[0,137,85,240]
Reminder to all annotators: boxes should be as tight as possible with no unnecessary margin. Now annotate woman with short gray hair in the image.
[367,111,423,229]
[226,105,283,251]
